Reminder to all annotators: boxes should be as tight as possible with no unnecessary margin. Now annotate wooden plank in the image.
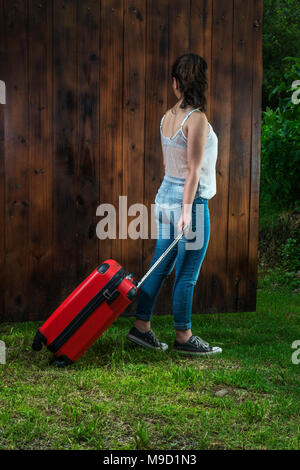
[247,0,263,311]
[3,0,30,321]
[227,0,254,312]
[28,0,54,320]
[190,0,213,100]
[197,0,234,314]
[52,0,78,306]
[0,98,4,319]
[122,0,146,279]
[141,0,169,316]
[0,0,6,319]
[76,0,100,281]
[98,0,123,265]
[167,0,190,108]
[189,0,214,315]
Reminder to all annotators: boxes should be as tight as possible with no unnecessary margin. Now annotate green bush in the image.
[262,0,300,109]
[258,207,300,289]
[260,56,300,211]
[280,235,300,272]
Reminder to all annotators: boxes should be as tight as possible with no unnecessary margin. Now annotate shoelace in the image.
[147,330,161,346]
[189,335,211,351]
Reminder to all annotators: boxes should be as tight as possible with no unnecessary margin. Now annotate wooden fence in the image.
[0,0,263,321]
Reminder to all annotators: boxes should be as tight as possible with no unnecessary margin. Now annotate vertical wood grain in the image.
[190,0,213,117]
[0,94,4,318]
[0,0,263,321]
[202,0,234,313]
[99,0,123,264]
[227,0,254,311]
[3,0,30,320]
[0,0,6,318]
[76,0,100,280]
[247,0,263,310]
[28,0,54,319]
[167,0,190,109]
[52,0,78,304]
[122,0,146,279]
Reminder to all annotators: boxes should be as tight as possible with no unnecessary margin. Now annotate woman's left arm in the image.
[178,113,209,233]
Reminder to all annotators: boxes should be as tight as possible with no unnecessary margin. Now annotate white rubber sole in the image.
[173,346,222,356]
[126,333,168,351]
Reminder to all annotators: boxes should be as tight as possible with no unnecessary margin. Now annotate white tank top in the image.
[160,108,218,200]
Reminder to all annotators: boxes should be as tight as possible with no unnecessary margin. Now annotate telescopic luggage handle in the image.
[136,225,189,289]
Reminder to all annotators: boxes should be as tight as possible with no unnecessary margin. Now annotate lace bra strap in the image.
[160,108,202,131]
[180,108,201,129]
[160,114,166,128]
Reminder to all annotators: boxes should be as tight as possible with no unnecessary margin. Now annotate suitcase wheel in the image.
[127,287,138,300]
[32,329,46,351]
[51,355,73,368]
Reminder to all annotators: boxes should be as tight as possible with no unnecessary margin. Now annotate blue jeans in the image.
[135,175,210,330]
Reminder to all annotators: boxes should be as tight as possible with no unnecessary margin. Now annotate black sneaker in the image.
[126,326,168,351]
[173,335,222,356]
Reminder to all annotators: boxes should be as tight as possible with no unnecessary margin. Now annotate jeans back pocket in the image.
[154,183,183,209]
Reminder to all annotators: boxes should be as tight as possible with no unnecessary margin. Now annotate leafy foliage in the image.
[260,56,300,211]
[262,0,300,109]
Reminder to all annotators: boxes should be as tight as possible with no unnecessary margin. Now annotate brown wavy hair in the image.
[171,53,208,111]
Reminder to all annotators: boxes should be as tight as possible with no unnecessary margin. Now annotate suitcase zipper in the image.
[48,267,127,354]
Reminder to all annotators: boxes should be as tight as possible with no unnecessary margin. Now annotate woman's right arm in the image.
[178,112,209,233]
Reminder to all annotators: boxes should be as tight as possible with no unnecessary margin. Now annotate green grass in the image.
[0,280,299,450]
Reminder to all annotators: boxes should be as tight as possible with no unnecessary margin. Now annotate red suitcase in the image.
[32,228,186,366]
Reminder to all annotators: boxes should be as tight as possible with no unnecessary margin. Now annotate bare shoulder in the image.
[184,109,209,136]
[190,109,208,125]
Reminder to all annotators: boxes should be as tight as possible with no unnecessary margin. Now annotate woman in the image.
[126,53,222,356]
